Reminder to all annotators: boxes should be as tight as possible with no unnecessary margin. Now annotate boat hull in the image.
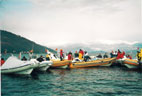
[123,59,138,69]
[51,60,72,68]
[1,64,34,75]
[69,58,116,68]
[35,61,53,71]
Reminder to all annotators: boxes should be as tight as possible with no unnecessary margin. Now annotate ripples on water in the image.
[1,67,142,96]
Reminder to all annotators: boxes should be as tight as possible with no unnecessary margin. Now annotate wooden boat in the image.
[1,56,35,75]
[51,60,72,68]
[69,58,116,68]
[123,59,139,69]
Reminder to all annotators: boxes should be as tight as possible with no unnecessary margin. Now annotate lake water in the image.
[1,67,142,96]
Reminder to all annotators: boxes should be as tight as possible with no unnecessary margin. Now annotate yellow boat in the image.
[69,58,116,68]
[123,59,139,69]
[51,60,72,68]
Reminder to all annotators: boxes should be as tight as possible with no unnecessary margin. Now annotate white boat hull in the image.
[1,56,35,75]
[1,64,34,75]
[124,64,138,69]
[35,61,53,71]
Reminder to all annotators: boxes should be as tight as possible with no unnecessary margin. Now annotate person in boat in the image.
[1,58,5,66]
[103,53,108,58]
[46,54,51,61]
[97,53,102,58]
[84,51,91,62]
[110,51,114,58]
[60,49,64,61]
[68,52,73,60]
[126,54,132,59]
[79,49,84,60]
[137,49,142,67]
[74,51,79,58]
[116,50,125,59]
[21,56,27,61]
[137,51,141,61]
[37,55,44,62]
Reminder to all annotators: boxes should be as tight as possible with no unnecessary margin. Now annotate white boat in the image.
[30,59,53,71]
[1,56,35,75]
[37,61,53,71]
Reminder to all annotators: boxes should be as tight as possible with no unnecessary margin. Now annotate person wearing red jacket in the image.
[126,55,132,59]
[1,58,5,66]
[60,49,64,61]
[116,50,125,59]
[68,52,73,60]
[79,49,84,56]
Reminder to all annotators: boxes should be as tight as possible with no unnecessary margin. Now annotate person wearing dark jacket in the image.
[21,56,27,61]
[74,51,79,58]
[37,55,44,62]
[103,53,108,58]
[97,54,102,58]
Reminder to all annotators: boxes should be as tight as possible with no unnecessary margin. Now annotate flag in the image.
[18,52,21,59]
[45,49,48,53]
[30,49,33,53]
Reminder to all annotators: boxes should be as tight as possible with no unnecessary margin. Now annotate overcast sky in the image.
[0,0,141,47]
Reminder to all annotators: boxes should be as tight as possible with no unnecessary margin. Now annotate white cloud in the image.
[0,0,141,47]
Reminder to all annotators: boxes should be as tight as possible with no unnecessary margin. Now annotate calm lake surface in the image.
[1,67,142,96]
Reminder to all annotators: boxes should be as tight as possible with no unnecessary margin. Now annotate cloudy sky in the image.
[0,0,141,47]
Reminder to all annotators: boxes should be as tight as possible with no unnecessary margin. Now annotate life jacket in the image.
[1,60,5,66]
[68,54,72,60]
[79,50,84,56]
[60,50,64,57]
[127,55,132,59]
[79,53,83,60]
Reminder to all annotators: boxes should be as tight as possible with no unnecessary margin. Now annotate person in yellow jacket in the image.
[137,48,142,61]
[79,53,83,60]
[140,48,142,60]
[46,54,51,61]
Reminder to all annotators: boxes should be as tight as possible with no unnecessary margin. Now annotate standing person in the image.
[60,49,64,61]
[137,49,142,67]
[68,52,73,60]
[110,51,114,58]
[113,51,118,57]
[84,51,91,62]
[79,49,84,60]
[126,54,132,59]
[74,51,79,58]
[1,58,5,66]
[116,49,121,59]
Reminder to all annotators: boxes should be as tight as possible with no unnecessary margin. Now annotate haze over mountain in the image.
[50,41,142,53]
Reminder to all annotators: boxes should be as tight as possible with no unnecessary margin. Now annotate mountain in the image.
[1,30,56,53]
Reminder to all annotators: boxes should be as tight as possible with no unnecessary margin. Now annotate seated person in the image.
[37,55,44,62]
[97,54,102,58]
[46,54,51,61]
[103,53,108,58]
[21,56,27,61]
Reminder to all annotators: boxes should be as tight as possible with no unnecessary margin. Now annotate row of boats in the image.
[1,56,140,75]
